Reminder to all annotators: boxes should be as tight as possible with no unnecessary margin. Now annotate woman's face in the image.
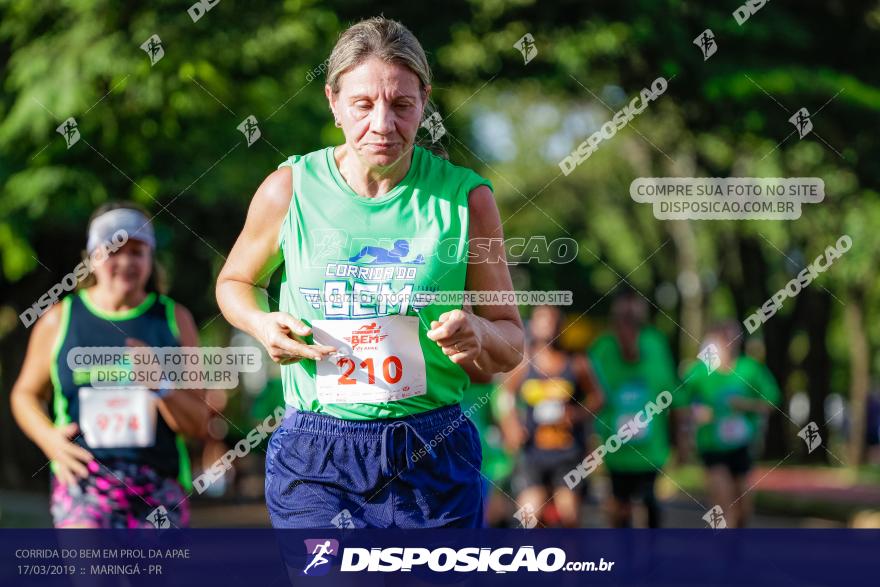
[529,306,560,341]
[704,331,737,364]
[92,239,152,296]
[327,57,428,168]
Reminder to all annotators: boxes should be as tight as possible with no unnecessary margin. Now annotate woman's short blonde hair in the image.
[326,16,446,158]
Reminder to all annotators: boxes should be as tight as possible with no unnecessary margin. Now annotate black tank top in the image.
[518,352,586,453]
[51,290,187,481]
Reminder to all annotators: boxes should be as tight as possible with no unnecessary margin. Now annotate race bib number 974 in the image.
[78,387,158,448]
[312,315,427,404]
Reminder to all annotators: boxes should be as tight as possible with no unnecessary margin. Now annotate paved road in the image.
[1,489,843,528]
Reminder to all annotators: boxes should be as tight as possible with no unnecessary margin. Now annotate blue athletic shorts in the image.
[265,403,484,529]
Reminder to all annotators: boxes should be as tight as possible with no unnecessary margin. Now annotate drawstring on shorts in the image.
[379,420,437,476]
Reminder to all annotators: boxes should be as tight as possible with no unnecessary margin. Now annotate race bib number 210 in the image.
[312,315,427,404]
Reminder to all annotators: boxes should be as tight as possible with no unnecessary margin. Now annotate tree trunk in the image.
[845,286,870,467]
[803,288,831,464]
[667,220,702,359]
[735,237,790,459]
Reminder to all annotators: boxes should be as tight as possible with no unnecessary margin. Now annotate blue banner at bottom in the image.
[1,529,876,586]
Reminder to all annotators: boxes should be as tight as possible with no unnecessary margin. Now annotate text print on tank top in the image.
[278,146,492,415]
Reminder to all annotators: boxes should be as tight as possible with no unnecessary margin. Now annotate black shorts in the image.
[511,449,585,496]
[700,445,753,477]
[608,470,658,502]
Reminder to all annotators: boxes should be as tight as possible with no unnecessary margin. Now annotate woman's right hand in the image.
[40,423,94,487]
[255,312,337,364]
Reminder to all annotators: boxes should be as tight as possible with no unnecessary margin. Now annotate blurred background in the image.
[1,0,879,528]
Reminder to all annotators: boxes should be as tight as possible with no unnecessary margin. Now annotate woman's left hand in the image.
[426,309,484,365]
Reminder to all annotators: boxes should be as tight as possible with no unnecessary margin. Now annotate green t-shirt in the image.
[276,146,492,420]
[460,381,513,482]
[588,328,682,472]
[683,356,780,453]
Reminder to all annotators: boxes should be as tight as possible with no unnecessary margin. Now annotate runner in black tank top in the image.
[502,306,603,527]
[55,290,183,477]
[11,203,210,528]
[519,358,586,452]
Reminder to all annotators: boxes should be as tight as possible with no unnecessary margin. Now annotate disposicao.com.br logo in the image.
[300,540,614,574]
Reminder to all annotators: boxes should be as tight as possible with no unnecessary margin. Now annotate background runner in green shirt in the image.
[588,289,684,527]
[683,320,780,528]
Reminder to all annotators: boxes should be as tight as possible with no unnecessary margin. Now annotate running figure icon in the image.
[303,540,336,575]
[348,239,424,264]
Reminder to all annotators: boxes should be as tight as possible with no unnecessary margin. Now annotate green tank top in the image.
[276,145,493,420]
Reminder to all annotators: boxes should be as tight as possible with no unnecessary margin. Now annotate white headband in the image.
[87,208,155,253]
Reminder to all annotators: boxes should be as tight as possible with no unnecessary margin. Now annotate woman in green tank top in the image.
[684,320,780,528]
[216,17,523,529]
